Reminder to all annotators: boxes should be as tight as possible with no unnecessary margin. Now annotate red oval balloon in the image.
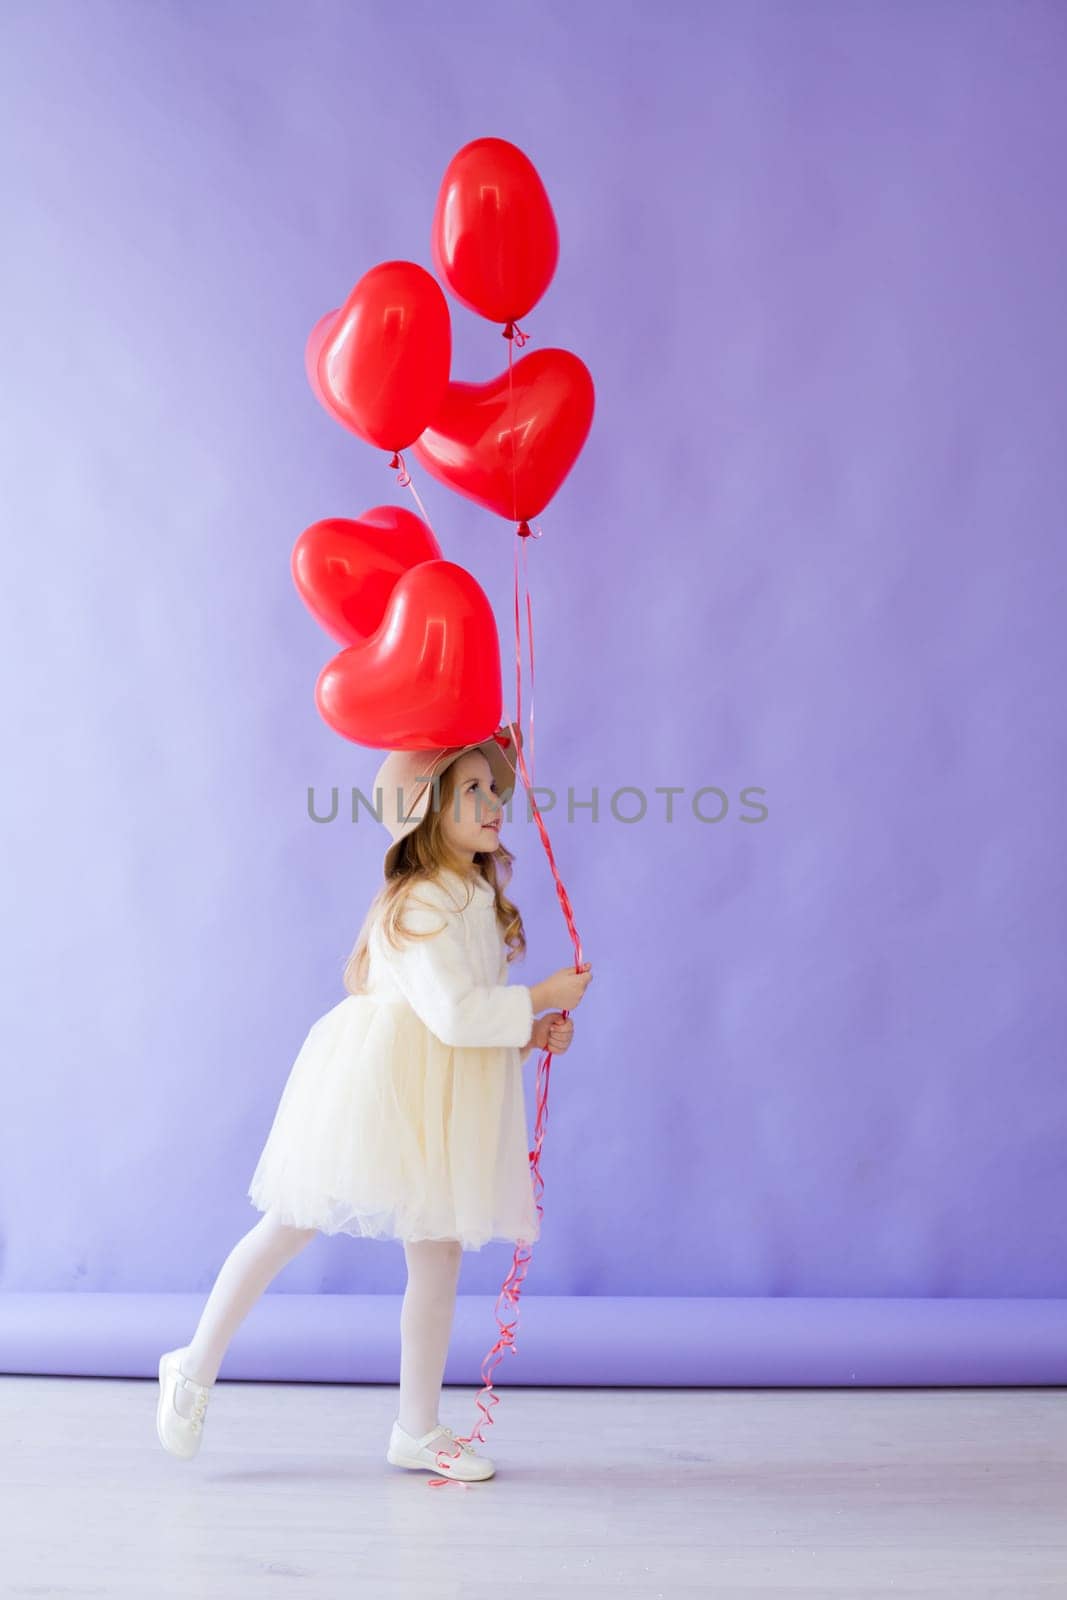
[316,261,452,452]
[410,347,594,523]
[431,137,559,324]
[314,560,503,749]
[291,506,442,647]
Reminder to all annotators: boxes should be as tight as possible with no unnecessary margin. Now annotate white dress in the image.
[246,867,540,1251]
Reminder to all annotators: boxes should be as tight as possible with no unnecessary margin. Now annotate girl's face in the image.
[440,750,503,864]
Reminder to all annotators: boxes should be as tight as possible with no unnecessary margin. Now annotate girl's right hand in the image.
[544,962,593,1013]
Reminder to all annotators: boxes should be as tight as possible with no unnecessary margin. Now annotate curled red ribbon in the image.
[427,719,583,1487]
[384,322,583,1489]
[426,399,584,1490]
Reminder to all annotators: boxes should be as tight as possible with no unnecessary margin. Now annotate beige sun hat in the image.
[372,722,524,879]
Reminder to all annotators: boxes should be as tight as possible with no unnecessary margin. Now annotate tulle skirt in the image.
[246,994,541,1252]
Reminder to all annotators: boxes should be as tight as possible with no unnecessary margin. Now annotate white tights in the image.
[177,1209,462,1438]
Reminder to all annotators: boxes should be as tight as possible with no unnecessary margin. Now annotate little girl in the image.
[155,726,593,1481]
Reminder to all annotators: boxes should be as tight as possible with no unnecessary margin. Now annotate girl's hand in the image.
[528,1015,553,1053]
[528,1013,575,1056]
[545,1013,574,1055]
[541,962,592,1013]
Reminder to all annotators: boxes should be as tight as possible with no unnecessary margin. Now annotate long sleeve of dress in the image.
[378,882,535,1050]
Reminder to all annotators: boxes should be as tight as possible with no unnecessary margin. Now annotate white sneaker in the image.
[156,1347,214,1460]
[386,1418,496,1481]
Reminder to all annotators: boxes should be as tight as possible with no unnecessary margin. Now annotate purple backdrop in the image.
[1,0,1065,1347]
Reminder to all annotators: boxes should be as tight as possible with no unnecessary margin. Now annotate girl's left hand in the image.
[545,1012,574,1055]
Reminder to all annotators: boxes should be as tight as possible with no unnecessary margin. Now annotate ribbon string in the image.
[388,449,436,531]
[427,347,584,1487]
[427,701,583,1489]
[428,709,583,1489]
[387,326,582,1488]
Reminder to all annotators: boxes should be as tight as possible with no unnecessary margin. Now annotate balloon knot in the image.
[502,320,531,347]
[516,520,532,538]
[388,453,400,469]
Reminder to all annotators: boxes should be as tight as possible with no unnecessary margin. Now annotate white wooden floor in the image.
[1,1376,1065,1597]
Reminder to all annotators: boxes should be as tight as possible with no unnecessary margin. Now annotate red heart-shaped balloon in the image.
[304,307,348,431]
[315,560,502,749]
[314,261,452,453]
[431,137,559,324]
[292,506,442,647]
[410,347,595,524]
